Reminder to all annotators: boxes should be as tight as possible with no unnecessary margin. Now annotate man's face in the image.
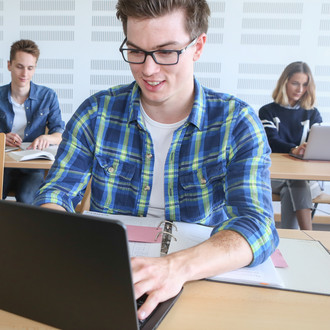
[126,10,203,110]
[8,51,37,89]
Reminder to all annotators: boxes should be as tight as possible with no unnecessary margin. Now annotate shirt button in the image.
[144,185,150,191]
[108,167,114,173]
[146,153,152,159]
[40,113,43,115]
[26,107,29,109]
[201,178,207,184]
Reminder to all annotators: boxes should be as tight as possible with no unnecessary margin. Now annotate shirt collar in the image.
[128,77,205,131]
[27,81,38,100]
[282,101,301,110]
[6,81,38,103]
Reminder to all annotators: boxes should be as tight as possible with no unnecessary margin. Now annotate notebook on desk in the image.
[85,211,284,289]
[0,201,181,330]
[290,125,330,160]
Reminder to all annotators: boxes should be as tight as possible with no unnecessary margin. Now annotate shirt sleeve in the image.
[34,97,95,211]
[46,90,65,135]
[310,108,323,126]
[214,102,279,266]
[259,105,295,153]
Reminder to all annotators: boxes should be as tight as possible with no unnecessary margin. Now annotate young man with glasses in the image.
[35,0,278,321]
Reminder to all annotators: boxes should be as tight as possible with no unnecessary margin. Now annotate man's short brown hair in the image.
[116,0,210,39]
[10,39,40,63]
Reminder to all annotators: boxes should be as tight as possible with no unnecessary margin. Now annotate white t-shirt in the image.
[141,105,187,218]
[11,97,27,139]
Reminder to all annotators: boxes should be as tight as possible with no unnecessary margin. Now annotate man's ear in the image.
[7,60,11,71]
[193,33,207,62]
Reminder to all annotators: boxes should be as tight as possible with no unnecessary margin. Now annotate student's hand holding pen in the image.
[5,132,22,147]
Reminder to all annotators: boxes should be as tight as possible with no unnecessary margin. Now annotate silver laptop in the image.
[0,200,181,329]
[290,125,330,161]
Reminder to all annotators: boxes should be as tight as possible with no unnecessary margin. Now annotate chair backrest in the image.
[0,133,6,200]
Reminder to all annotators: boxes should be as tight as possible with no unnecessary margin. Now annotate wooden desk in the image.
[303,230,330,251]
[0,229,329,329]
[159,229,330,330]
[270,153,330,180]
[4,152,53,169]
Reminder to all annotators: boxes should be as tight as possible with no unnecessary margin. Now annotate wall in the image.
[1,0,330,218]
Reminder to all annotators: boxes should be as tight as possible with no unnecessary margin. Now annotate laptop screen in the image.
[0,201,140,329]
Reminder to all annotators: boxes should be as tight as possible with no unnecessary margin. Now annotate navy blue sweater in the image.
[259,102,322,153]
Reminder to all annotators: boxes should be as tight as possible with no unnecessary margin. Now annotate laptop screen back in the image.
[304,125,330,160]
[0,201,139,329]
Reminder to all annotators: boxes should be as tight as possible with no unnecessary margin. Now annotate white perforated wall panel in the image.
[0,0,329,124]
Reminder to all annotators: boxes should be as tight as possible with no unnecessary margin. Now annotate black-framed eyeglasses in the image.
[119,37,197,65]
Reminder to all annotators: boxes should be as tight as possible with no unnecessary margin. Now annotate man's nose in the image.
[142,54,160,75]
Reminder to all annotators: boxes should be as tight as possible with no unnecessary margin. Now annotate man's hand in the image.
[28,132,62,150]
[131,255,185,320]
[131,230,253,321]
[5,132,22,147]
[27,135,52,150]
[291,142,307,156]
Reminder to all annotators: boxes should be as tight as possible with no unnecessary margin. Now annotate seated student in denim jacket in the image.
[0,39,65,204]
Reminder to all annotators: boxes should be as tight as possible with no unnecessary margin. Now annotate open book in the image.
[84,211,284,289]
[5,146,20,152]
[8,144,58,162]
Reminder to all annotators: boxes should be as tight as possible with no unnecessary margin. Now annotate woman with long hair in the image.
[259,61,322,230]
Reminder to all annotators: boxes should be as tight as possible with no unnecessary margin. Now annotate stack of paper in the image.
[84,212,284,288]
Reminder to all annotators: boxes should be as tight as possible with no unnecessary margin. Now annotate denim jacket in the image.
[0,82,65,141]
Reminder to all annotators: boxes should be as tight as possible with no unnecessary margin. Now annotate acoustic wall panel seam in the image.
[92,0,116,11]
[320,19,330,30]
[238,63,286,75]
[241,34,300,45]
[321,3,330,14]
[37,59,74,70]
[20,15,75,26]
[243,2,304,14]
[208,2,226,13]
[19,31,75,41]
[20,1,75,11]
[241,18,302,30]
[92,16,120,26]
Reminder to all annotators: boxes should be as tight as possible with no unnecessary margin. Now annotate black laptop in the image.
[0,200,181,329]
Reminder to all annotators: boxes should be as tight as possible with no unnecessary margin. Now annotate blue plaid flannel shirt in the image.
[34,78,279,266]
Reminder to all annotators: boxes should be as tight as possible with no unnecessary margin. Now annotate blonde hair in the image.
[272,61,316,110]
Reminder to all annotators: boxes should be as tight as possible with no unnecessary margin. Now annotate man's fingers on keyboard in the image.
[137,294,159,320]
